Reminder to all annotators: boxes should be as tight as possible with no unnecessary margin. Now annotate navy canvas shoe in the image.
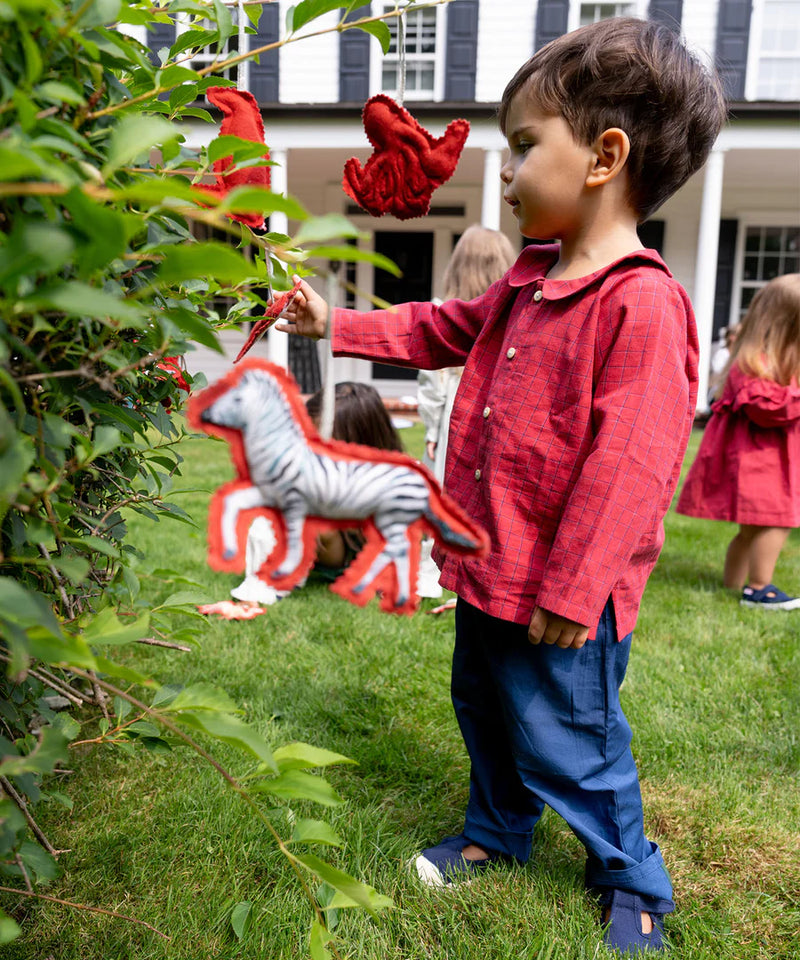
[414,833,507,887]
[740,584,800,610]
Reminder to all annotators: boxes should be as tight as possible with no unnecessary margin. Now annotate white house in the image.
[140,1,800,409]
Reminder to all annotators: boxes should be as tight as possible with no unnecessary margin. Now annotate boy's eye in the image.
[515,141,533,155]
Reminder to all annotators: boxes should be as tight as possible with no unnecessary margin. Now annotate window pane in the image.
[744,256,760,280]
[763,256,781,279]
[764,227,783,251]
[745,228,762,252]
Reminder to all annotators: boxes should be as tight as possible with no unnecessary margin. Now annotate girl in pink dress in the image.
[676,273,800,609]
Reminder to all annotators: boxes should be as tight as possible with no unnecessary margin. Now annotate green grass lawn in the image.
[4,423,799,960]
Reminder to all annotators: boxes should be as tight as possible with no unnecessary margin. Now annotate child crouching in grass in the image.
[279,17,726,954]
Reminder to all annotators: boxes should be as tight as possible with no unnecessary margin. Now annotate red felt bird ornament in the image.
[343,95,470,220]
[192,86,271,230]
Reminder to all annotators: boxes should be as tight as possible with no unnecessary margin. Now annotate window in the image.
[749,0,800,99]
[569,2,644,30]
[736,224,800,317]
[376,2,444,100]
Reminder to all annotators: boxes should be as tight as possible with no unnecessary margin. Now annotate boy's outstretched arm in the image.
[529,607,590,650]
[274,276,329,340]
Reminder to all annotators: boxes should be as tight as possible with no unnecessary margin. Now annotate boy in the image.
[279,18,726,955]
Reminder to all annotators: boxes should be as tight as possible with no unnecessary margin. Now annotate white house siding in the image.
[278,7,340,103]
[681,0,720,67]
[474,2,534,102]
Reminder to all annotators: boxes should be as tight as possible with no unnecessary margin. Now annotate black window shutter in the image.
[713,219,739,337]
[715,0,752,100]
[250,2,280,103]
[339,4,372,102]
[444,0,479,101]
[534,0,569,51]
[147,22,175,65]
[648,0,683,31]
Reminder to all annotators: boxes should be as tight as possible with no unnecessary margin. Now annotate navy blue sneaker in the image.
[602,889,669,954]
[740,584,800,610]
[414,833,506,887]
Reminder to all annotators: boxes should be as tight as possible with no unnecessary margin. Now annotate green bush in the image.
[0,0,420,952]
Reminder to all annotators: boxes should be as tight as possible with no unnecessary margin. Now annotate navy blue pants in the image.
[452,597,674,908]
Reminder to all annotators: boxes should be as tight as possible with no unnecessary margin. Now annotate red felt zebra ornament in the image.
[187,360,489,615]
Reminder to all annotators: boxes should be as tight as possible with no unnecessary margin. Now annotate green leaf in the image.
[293,214,363,246]
[0,579,64,638]
[157,64,201,88]
[102,115,180,175]
[0,726,68,778]
[71,0,121,29]
[19,22,43,84]
[230,901,251,940]
[207,135,270,165]
[158,242,258,286]
[292,852,394,917]
[22,281,144,325]
[0,913,22,945]
[0,144,46,180]
[153,590,214,609]
[212,0,234,46]
[165,683,239,713]
[304,245,402,276]
[83,608,151,647]
[251,770,343,807]
[35,81,85,105]
[175,709,276,767]
[217,187,307,222]
[93,656,154,685]
[290,818,343,848]
[292,0,347,32]
[309,919,334,960]
[273,742,356,772]
[355,19,392,54]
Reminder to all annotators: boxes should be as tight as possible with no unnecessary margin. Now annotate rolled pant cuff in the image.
[585,844,674,910]
[463,820,532,863]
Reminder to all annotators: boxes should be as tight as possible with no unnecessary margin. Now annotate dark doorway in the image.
[372,231,433,380]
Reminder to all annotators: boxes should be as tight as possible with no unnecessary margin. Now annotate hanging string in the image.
[397,3,406,107]
[237,0,246,90]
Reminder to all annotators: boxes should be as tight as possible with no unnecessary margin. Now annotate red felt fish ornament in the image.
[234,278,303,363]
[343,94,470,220]
[192,87,271,230]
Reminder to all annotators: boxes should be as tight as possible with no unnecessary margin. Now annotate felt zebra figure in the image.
[187,360,489,615]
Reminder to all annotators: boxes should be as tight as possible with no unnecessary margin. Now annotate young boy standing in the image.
[279,18,726,955]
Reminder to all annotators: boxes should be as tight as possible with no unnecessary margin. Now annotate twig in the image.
[14,854,33,893]
[0,886,170,940]
[0,778,57,855]
[135,637,192,652]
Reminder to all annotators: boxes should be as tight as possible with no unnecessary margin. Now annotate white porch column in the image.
[481,148,503,230]
[267,148,289,370]
[693,147,726,413]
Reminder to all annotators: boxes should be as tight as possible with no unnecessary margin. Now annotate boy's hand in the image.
[274,276,329,340]
[529,607,590,650]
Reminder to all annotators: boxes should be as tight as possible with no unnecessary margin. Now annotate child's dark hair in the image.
[499,17,727,221]
[306,381,404,452]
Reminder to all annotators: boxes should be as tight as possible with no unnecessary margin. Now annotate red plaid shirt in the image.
[332,245,698,639]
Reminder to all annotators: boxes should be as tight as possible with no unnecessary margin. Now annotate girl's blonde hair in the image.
[442,225,517,301]
[728,273,800,386]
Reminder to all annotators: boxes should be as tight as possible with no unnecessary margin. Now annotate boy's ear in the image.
[586,128,630,187]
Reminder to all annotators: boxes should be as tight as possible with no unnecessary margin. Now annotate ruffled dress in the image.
[676,364,800,527]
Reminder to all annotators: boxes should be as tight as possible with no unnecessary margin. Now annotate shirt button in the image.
[533,290,543,302]
[474,469,481,480]
[506,347,516,359]
[482,406,491,419]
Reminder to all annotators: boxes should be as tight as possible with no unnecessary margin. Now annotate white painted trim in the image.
[567,0,647,32]
[729,212,800,327]
[745,0,766,101]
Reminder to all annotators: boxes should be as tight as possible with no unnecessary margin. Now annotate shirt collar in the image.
[506,243,673,300]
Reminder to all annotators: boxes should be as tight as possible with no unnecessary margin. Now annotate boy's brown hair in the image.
[499,17,727,222]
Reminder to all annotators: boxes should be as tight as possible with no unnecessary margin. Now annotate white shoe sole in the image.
[741,598,800,610]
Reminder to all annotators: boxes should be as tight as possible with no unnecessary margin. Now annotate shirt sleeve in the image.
[731,377,800,428]
[330,296,489,371]
[417,369,446,444]
[535,276,696,628]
